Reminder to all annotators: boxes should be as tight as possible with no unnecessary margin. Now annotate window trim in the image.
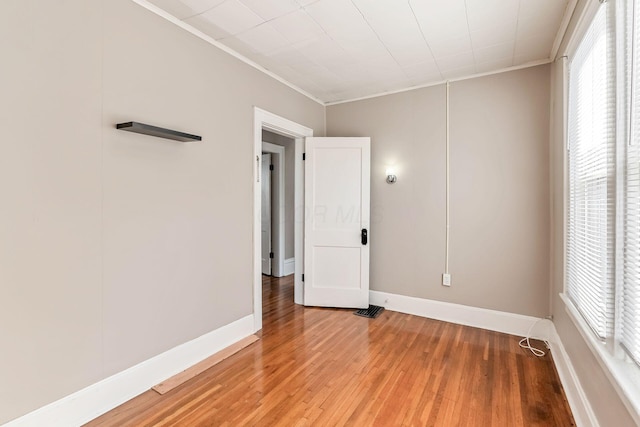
[561,293,640,425]
[562,0,603,59]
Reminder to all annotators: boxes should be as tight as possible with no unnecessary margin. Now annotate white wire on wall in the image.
[445,81,450,274]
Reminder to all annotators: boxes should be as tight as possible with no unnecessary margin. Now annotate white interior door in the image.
[304,137,370,308]
[261,153,272,275]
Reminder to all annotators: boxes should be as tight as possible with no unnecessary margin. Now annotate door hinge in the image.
[269,164,274,171]
[303,153,306,161]
[302,274,304,282]
[269,252,274,259]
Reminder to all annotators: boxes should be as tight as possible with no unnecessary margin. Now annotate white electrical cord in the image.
[519,318,551,357]
[445,81,450,274]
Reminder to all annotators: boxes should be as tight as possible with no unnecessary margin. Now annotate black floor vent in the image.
[354,305,385,319]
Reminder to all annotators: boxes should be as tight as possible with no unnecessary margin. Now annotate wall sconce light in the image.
[386,168,397,184]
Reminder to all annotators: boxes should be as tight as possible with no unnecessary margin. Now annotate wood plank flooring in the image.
[86,275,575,426]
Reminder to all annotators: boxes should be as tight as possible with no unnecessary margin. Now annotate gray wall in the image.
[0,0,324,424]
[262,130,295,261]
[549,0,636,425]
[326,65,551,317]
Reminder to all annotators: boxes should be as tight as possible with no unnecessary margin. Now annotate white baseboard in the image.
[369,290,552,339]
[370,290,597,427]
[284,258,295,276]
[5,290,599,427]
[4,314,255,427]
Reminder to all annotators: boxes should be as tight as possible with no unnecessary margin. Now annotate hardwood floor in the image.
[86,275,575,426]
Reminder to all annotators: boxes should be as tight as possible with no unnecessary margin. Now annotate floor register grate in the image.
[354,305,385,319]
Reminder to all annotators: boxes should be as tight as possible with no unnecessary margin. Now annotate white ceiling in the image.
[147,0,572,104]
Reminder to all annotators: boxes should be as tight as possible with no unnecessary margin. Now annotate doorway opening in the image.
[260,152,274,276]
[253,108,313,332]
[261,136,288,277]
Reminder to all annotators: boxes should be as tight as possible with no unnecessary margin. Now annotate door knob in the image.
[361,228,368,245]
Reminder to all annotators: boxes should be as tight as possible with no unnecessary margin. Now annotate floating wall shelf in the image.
[116,121,202,143]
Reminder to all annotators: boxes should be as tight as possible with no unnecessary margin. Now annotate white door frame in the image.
[253,107,313,332]
[262,142,285,277]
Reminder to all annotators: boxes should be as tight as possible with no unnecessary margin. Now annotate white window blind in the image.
[622,0,640,365]
[567,3,615,340]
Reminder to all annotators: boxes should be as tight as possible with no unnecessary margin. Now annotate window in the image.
[623,0,640,365]
[567,2,615,341]
[567,0,640,366]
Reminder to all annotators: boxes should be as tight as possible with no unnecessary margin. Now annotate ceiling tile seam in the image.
[349,0,412,83]
[325,58,552,107]
[217,23,281,52]
[182,0,292,32]
[295,0,319,6]
[293,5,363,81]
[130,0,326,105]
[296,7,341,52]
[181,0,230,21]
[282,7,329,40]
[407,0,443,80]
[199,0,267,35]
[511,0,523,64]
[237,0,296,21]
[292,54,351,94]
[462,0,478,72]
[287,39,352,86]
[220,7,327,46]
